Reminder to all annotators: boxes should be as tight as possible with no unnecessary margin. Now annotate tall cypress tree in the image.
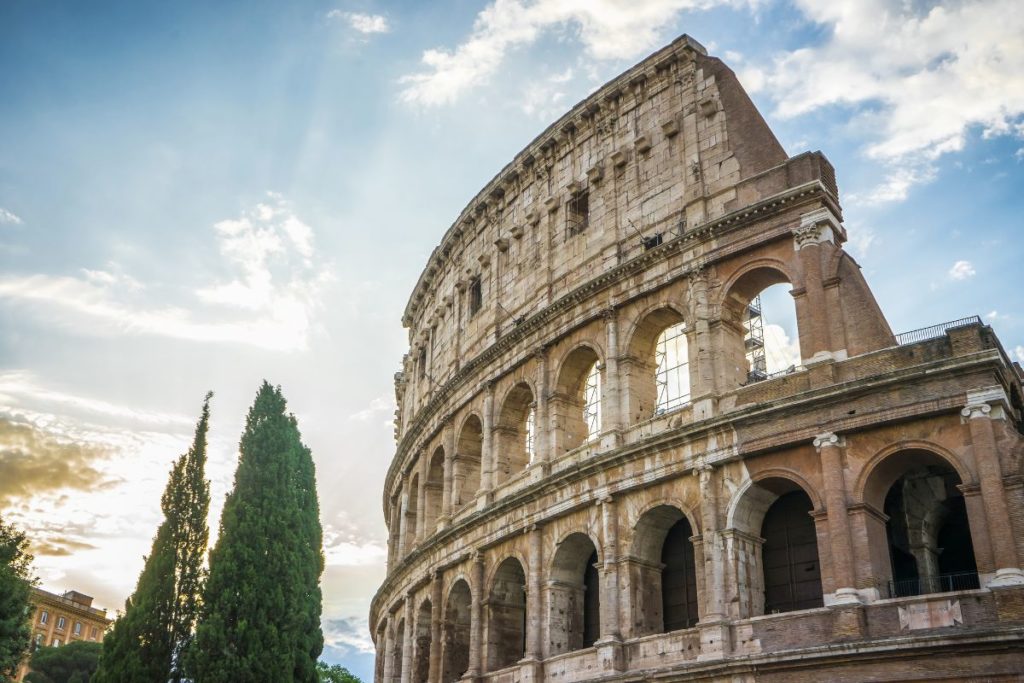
[93,393,212,683]
[188,382,324,683]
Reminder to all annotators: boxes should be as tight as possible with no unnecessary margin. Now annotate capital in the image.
[813,432,844,451]
[961,403,992,420]
[794,208,841,250]
[602,306,618,322]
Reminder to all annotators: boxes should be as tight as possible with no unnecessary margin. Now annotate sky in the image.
[1,0,1022,679]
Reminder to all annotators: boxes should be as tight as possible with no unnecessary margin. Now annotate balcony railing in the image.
[895,316,982,346]
[887,571,980,598]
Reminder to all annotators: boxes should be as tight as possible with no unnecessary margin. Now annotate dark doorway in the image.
[582,551,601,647]
[761,490,823,613]
[661,517,698,631]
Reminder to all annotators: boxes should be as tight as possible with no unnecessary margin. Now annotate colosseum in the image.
[371,35,1024,682]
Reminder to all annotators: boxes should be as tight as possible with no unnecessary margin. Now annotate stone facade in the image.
[371,35,1024,682]
[16,588,111,681]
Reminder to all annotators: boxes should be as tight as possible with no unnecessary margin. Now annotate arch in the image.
[453,415,483,511]
[552,345,603,454]
[494,382,536,486]
[413,598,432,683]
[622,305,691,423]
[442,579,472,682]
[855,441,973,511]
[486,557,527,671]
[405,473,420,551]
[720,262,800,387]
[858,445,979,597]
[548,532,601,655]
[423,446,445,535]
[628,504,700,636]
[727,475,824,617]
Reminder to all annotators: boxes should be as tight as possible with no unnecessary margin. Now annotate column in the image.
[814,432,860,603]
[532,347,551,468]
[401,597,414,683]
[686,268,716,399]
[525,525,544,661]
[381,615,394,683]
[468,552,485,676]
[963,402,1024,585]
[396,491,409,560]
[599,497,621,639]
[480,381,495,498]
[415,462,427,543]
[441,422,455,524]
[429,573,444,683]
[601,308,623,442]
[695,462,731,661]
[793,209,840,364]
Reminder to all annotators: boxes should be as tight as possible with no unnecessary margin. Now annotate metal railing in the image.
[895,316,982,346]
[887,571,980,598]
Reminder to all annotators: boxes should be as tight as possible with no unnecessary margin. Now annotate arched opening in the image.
[405,474,419,551]
[442,580,472,682]
[628,505,699,635]
[728,477,824,617]
[494,383,535,486]
[413,599,432,683]
[486,558,527,671]
[392,617,405,683]
[864,449,979,597]
[724,268,800,387]
[453,416,482,511]
[552,346,602,454]
[623,307,691,423]
[549,533,601,655]
[423,447,445,535]
[761,491,823,614]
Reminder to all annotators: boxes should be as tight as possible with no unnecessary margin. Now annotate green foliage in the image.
[0,515,34,681]
[317,661,362,683]
[24,641,101,683]
[92,393,212,683]
[188,382,325,683]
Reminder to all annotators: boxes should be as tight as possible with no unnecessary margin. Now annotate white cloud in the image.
[399,0,743,107]
[0,193,333,352]
[0,208,22,225]
[328,10,391,35]
[348,394,396,422]
[762,323,801,374]
[844,222,876,259]
[948,260,976,280]
[1014,345,1024,363]
[753,0,1024,202]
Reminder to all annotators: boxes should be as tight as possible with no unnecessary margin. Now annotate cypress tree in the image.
[188,382,324,683]
[93,392,212,683]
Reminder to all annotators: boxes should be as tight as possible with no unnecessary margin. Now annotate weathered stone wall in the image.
[372,35,1024,683]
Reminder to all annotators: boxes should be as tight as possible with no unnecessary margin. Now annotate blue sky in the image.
[1,1,1022,679]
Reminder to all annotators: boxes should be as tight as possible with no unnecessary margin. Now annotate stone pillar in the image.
[396,491,409,560]
[793,209,841,364]
[468,552,485,677]
[523,524,544,680]
[601,308,623,446]
[695,462,730,660]
[593,495,625,671]
[381,615,394,683]
[441,422,455,525]
[687,268,717,403]
[416,456,427,543]
[814,432,860,603]
[963,402,1024,586]
[532,347,551,469]
[401,597,414,683]
[480,382,495,501]
[430,573,443,683]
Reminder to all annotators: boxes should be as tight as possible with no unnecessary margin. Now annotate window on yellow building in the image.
[74,622,82,636]
[39,610,48,624]
[56,616,65,630]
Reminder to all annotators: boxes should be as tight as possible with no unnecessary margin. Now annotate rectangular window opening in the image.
[566,190,589,238]
[469,278,483,317]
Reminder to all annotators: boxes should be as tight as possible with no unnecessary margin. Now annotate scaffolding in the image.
[744,294,768,383]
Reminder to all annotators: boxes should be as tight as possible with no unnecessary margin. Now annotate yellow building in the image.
[15,588,112,681]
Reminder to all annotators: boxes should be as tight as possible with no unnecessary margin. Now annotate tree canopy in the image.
[188,382,324,682]
[317,661,362,682]
[24,641,101,683]
[0,515,34,681]
[92,392,212,683]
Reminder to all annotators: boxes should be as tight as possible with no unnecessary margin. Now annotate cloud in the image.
[399,0,743,107]
[328,10,391,35]
[762,323,801,374]
[0,416,117,505]
[348,394,396,422]
[1014,345,1024,363]
[323,617,376,656]
[32,537,99,557]
[750,0,1024,202]
[948,260,976,280]
[0,194,333,352]
[0,208,22,225]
